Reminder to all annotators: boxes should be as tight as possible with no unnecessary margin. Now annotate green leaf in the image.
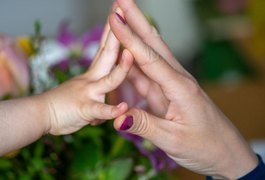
[34,141,44,158]
[40,172,54,180]
[74,126,104,148]
[107,158,133,180]
[75,126,104,139]
[19,174,31,180]
[71,142,102,173]
[32,158,44,171]
[34,20,42,35]
[52,69,69,83]
[109,137,126,158]
[0,159,12,169]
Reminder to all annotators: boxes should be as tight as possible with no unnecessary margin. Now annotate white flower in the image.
[30,40,68,94]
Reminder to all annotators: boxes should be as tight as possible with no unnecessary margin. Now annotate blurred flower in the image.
[30,23,103,94]
[217,0,247,14]
[55,22,103,70]
[246,0,265,59]
[16,37,35,57]
[0,35,29,98]
[30,40,69,93]
[121,132,177,172]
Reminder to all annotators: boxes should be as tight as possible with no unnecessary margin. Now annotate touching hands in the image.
[0,1,259,179]
[41,25,133,135]
[109,0,258,179]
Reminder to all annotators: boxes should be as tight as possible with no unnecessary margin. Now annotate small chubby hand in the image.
[40,21,133,135]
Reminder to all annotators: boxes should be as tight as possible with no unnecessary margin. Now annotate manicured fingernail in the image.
[115,12,126,25]
[120,116,133,131]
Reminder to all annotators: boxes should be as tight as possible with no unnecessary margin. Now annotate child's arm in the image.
[0,22,133,156]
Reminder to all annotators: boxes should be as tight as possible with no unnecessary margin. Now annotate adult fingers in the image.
[83,101,128,120]
[92,49,133,94]
[127,65,169,117]
[113,108,177,153]
[115,0,185,72]
[109,12,184,88]
[115,0,171,58]
[127,65,151,98]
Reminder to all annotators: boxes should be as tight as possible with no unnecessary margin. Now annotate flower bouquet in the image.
[0,21,176,180]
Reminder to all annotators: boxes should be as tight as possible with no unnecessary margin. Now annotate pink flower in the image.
[0,35,30,98]
[217,0,247,14]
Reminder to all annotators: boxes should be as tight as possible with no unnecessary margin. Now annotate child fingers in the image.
[86,102,128,120]
[92,49,133,94]
[89,31,120,80]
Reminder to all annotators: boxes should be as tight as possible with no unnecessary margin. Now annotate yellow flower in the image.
[16,37,35,57]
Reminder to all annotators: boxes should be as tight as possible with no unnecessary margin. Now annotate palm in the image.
[125,65,169,117]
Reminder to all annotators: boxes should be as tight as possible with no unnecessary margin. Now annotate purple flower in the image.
[120,132,177,172]
[55,21,104,70]
[57,22,76,47]
[217,0,247,14]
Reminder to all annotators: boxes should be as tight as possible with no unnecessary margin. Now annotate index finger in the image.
[109,12,182,88]
[115,0,184,72]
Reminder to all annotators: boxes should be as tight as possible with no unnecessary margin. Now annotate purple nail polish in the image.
[115,12,126,25]
[120,116,133,131]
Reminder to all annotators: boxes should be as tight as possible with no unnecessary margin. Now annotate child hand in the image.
[40,24,133,135]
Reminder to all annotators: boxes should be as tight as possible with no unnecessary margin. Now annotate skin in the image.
[0,23,133,156]
[110,0,258,179]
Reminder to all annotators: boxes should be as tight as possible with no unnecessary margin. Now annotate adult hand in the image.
[109,0,258,179]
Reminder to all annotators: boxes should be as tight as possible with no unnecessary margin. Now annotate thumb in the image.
[113,108,166,143]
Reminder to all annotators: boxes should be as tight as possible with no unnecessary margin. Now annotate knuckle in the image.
[84,84,94,97]
[117,63,128,75]
[96,103,105,115]
[102,44,113,54]
[110,107,118,118]
[140,46,160,67]
[80,103,92,120]
[104,75,114,89]
[142,26,160,43]
[130,109,152,137]
[149,49,160,63]
[182,77,201,96]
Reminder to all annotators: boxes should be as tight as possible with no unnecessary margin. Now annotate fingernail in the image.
[120,116,133,131]
[115,12,126,25]
[117,102,123,108]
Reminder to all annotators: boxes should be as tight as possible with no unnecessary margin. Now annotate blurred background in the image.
[0,0,265,179]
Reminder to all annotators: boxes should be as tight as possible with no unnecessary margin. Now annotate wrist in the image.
[215,144,258,179]
[31,94,51,135]
[208,154,264,180]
